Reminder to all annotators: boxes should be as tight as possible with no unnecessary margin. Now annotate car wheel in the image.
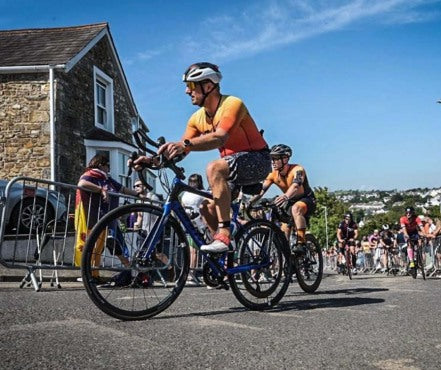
[9,198,54,234]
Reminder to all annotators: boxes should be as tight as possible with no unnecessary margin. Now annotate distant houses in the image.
[336,187,441,216]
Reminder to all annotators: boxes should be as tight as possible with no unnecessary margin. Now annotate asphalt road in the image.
[1,272,440,369]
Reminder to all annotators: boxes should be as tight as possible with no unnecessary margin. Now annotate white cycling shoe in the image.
[201,239,229,253]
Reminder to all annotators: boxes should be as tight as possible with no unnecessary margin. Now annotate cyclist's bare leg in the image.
[205,159,231,239]
[281,222,291,243]
[407,241,414,262]
[291,202,307,244]
[349,245,356,268]
[200,200,217,235]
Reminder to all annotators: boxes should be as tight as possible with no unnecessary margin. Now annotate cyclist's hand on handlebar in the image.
[157,141,185,159]
[274,194,288,207]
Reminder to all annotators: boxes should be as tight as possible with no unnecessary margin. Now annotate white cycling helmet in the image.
[183,62,222,84]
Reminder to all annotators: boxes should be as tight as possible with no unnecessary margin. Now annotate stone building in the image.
[0,23,155,190]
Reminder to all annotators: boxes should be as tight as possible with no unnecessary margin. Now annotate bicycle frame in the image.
[136,177,271,279]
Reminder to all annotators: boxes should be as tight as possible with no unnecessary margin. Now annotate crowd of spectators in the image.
[324,215,441,278]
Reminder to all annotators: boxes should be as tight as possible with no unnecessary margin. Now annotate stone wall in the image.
[0,73,51,180]
[0,36,138,185]
[56,36,136,185]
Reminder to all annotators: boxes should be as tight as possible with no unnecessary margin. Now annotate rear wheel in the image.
[345,249,353,280]
[82,203,189,320]
[293,234,323,293]
[228,220,291,310]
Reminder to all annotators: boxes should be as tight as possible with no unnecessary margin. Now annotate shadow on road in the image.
[277,296,385,312]
[286,287,389,298]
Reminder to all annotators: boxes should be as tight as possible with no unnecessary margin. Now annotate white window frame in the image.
[93,66,114,132]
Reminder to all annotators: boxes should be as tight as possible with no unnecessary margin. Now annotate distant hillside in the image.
[332,187,441,216]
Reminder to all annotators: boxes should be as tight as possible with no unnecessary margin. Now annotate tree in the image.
[310,187,346,249]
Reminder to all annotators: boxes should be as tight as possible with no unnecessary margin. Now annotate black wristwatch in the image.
[183,139,193,153]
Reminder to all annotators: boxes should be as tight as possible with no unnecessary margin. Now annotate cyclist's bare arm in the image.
[400,225,409,240]
[274,178,304,207]
[353,229,359,240]
[275,169,305,207]
[337,229,344,244]
[250,179,272,204]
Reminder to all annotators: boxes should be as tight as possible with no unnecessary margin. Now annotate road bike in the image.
[337,239,355,280]
[408,235,425,280]
[81,130,292,320]
[247,200,323,293]
[385,246,400,276]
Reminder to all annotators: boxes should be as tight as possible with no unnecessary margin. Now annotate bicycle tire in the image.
[345,249,352,280]
[293,234,323,293]
[228,220,291,310]
[410,262,417,279]
[81,203,190,320]
[417,248,426,280]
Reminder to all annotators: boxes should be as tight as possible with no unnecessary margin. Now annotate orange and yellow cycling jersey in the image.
[182,95,267,157]
[265,164,313,202]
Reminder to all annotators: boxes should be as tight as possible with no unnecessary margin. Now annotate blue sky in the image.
[2,0,441,195]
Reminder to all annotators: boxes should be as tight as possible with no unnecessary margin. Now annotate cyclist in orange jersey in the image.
[250,144,316,253]
[133,62,271,253]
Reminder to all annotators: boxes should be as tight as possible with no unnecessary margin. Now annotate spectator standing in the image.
[181,174,208,286]
[361,235,372,271]
[369,229,381,270]
[74,154,138,276]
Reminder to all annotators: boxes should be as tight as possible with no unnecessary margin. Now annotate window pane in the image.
[118,152,131,188]
[97,82,106,106]
[97,107,106,125]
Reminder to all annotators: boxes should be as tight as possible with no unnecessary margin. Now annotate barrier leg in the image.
[19,266,41,292]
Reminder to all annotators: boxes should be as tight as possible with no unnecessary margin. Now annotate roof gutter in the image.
[49,67,55,183]
[0,64,65,73]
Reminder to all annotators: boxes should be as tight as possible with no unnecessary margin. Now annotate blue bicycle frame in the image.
[136,177,272,278]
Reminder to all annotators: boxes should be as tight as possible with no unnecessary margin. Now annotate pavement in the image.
[1,271,440,369]
[0,262,81,283]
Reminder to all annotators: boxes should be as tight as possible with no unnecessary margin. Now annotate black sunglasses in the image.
[134,184,143,188]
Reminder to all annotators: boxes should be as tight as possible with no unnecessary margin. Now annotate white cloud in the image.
[188,0,440,61]
[127,0,439,65]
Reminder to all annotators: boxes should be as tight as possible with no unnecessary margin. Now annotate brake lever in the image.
[127,151,138,177]
[155,137,186,180]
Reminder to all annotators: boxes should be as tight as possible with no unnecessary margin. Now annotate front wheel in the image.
[345,249,353,280]
[81,203,190,320]
[293,234,323,293]
[416,248,426,280]
[228,220,291,310]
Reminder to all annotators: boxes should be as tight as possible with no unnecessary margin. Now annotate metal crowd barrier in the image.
[323,244,440,277]
[0,176,161,291]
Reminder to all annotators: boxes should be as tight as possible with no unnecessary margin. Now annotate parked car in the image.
[0,179,67,234]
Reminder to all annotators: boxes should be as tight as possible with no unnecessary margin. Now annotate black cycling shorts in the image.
[224,149,271,189]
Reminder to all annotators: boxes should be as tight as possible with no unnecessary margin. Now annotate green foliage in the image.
[308,187,440,248]
[309,187,346,249]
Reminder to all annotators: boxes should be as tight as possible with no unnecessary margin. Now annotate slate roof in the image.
[0,23,107,66]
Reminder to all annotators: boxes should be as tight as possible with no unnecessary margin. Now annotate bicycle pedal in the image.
[216,281,229,290]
